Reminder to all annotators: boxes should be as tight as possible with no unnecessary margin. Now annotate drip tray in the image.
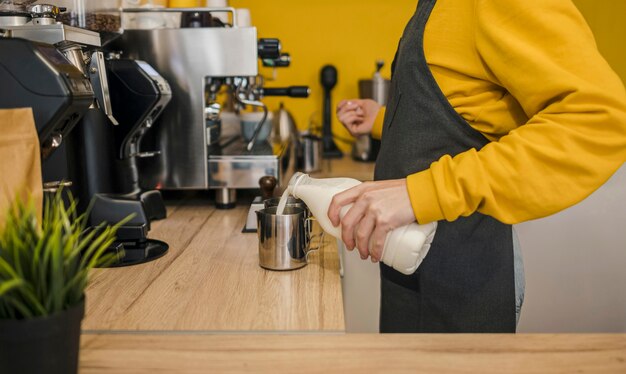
[99,239,169,268]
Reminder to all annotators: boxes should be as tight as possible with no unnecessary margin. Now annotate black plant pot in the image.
[0,300,85,374]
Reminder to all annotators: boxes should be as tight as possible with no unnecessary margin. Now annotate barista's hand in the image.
[336,99,381,136]
[327,179,416,262]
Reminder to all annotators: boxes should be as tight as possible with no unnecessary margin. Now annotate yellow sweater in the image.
[373,0,626,225]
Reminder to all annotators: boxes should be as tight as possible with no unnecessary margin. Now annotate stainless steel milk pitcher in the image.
[263,196,317,247]
[256,206,319,271]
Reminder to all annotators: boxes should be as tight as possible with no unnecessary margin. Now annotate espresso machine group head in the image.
[111,7,310,209]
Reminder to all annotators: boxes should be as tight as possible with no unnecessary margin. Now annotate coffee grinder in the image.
[1,3,170,266]
[0,37,94,170]
[0,2,101,188]
[84,55,174,266]
[105,56,173,221]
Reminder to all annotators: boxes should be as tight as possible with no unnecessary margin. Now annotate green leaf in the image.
[0,278,23,298]
[0,188,131,319]
[0,257,20,279]
[3,294,34,319]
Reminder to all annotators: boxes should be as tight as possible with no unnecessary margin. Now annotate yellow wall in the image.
[572,0,626,83]
[224,0,626,149]
[229,0,416,149]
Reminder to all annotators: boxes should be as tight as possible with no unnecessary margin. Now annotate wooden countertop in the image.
[80,333,626,373]
[83,198,344,332]
[312,157,376,181]
[83,157,376,333]
[79,160,626,372]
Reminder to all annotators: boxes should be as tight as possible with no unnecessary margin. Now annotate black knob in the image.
[321,65,338,91]
[259,176,277,200]
[376,59,385,72]
[258,38,282,60]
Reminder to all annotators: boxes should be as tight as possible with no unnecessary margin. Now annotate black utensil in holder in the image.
[320,65,343,159]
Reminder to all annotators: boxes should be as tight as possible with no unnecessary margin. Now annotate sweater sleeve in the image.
[406,0,626,225]
[371,107,386,140]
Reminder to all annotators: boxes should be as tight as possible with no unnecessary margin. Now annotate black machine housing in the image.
[0,38,93,162]
[75,57,173,266]
[106,58,172,199]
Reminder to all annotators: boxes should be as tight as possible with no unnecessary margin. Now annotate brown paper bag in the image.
[0,108,43,231]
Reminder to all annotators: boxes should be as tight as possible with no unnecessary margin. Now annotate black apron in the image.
[375,0,516,333]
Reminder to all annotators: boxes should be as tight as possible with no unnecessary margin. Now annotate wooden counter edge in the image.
[80,333,626,373]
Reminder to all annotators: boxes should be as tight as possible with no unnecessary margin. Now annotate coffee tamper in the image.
[259,176,277,200]
[244,176,277,232]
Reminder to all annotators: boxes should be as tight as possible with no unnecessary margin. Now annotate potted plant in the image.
[0,191,124,374]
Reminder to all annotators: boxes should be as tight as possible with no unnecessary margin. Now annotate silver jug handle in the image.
[43,180,72,194]
[304,217,325,259]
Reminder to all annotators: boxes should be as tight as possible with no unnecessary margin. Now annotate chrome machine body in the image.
[110,8,309,207]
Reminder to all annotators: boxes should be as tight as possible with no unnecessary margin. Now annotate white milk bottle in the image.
[286,172,437,275]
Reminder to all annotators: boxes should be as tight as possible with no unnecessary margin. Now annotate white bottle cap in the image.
[235,8,252,27]
[206,0,229,23]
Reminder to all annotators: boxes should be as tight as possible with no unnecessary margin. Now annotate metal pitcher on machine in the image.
[353,60,390,162]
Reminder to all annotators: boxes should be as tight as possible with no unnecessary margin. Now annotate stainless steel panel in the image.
[0,16,30,27]
[89,51,118,125]
[112,28,258,190]
[208,139,292,190]
[6,23,101,46]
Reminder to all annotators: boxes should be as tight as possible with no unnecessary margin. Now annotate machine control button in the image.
[257,38,281,60]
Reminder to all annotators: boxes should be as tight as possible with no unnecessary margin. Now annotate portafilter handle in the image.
[261,86,311,98]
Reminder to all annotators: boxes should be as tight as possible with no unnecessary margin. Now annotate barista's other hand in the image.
[327,179,416,262]
[336,99,381,136]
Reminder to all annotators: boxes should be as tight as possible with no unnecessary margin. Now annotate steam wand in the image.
[233,80,269,151]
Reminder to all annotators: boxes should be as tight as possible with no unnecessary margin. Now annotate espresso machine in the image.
[110,7,310,209]
[0,3,172,266]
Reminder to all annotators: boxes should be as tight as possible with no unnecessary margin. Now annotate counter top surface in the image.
[83,157,376,333]
[83,198,344,333]
[80,333,626,373]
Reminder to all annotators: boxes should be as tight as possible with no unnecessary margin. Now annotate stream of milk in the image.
[276,188,291,215]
